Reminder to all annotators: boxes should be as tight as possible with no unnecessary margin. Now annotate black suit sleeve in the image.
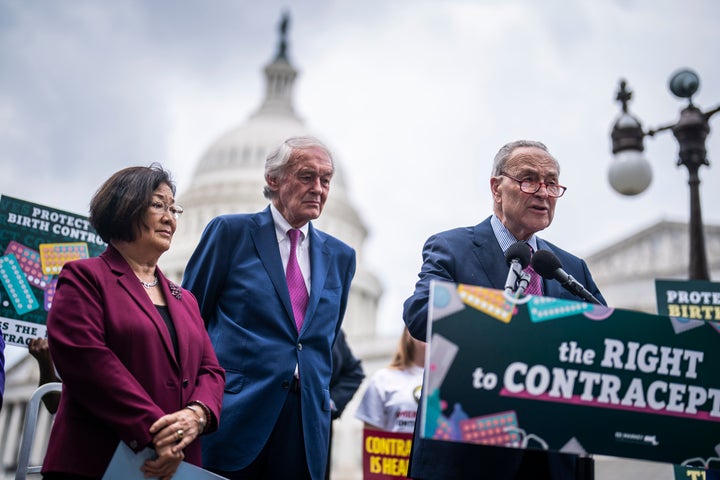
[329,330,365,419]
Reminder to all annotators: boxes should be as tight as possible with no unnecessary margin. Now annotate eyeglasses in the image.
[150,200,184,219]
[500,172,567,198]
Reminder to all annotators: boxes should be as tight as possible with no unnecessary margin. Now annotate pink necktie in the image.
[286,229,308,332]
[524,265,543,296]
[524,244,543,296]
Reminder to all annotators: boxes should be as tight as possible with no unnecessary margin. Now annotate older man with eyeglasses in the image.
[403,139,605,480]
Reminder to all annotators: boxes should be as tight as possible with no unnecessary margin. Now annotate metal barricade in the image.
[15,383,61,480]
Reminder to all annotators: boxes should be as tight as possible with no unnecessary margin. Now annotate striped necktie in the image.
[524,244,543,296]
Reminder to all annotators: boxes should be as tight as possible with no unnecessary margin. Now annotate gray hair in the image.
[491,140,558,176]
[263,135,334,199]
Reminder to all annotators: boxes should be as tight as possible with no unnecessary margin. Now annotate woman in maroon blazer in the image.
[43,165,225,480]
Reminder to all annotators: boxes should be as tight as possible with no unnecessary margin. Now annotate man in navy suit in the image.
[183,136,356,480]
[403,140,605,480]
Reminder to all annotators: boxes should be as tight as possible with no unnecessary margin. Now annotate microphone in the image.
[530,250,602,305]
[504,242,532,296]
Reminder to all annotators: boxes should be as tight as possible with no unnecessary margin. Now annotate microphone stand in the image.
[504,267,532,303]
[514,271,531,299]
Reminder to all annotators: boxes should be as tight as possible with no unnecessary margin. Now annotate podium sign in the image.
[422,281,720,467]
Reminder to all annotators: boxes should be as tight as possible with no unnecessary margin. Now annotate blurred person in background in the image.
[28,338,61,413]
[355,326,424,433]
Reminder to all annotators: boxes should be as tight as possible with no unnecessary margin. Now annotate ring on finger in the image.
[176,429,184,441]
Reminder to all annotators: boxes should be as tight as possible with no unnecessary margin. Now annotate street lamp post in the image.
[608,69,720,280]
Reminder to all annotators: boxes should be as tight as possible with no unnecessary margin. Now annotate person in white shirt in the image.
[356,327,425,433]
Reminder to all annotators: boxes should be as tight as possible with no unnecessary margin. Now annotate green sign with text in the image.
[656,278,720,322]
[0,195,106,347]
[422,281,720,469]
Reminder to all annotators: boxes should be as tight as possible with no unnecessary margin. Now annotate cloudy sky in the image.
[2,0,720,354]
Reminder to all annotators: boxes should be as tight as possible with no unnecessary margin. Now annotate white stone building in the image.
[585,219,720,312]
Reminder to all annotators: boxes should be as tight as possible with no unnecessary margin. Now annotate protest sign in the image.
[362,428,413,479]
[0,195,105,346]
[656,278,720,321]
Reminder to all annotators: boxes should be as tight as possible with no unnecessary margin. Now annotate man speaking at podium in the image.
[403,140,606,480]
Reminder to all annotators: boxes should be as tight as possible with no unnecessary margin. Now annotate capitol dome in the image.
[160,14,382,341]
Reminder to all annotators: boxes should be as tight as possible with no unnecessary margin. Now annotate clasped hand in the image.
[140,409,200,479]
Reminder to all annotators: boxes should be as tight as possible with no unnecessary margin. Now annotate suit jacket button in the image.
[282,381,290,389]
[129,440,138,449]
[183,379,189,388]
[297,343,303,350]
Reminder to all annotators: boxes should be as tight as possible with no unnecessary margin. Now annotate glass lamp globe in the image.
[608,149,653,195]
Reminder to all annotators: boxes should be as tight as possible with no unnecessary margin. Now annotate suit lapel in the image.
[159,268,186,368]
[302,223,329,334]
[471,218,508,290]
[103,246,179,367]
[251,209,296,327]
